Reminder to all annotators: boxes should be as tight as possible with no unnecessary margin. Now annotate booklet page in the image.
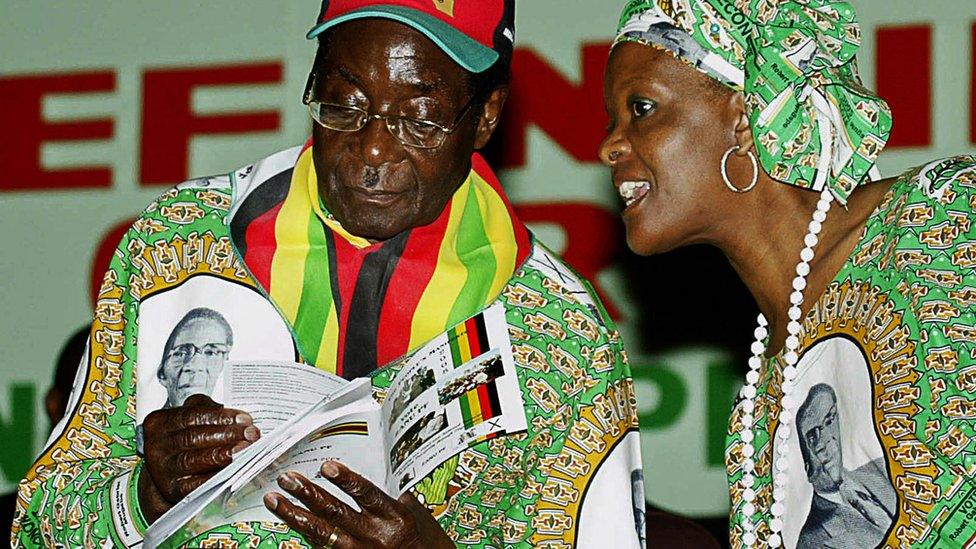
[382,303,526,494]
[225,360,348,433]
[221,404,385,523]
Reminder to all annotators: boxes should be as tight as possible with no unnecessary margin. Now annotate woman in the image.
[601,1,975,547]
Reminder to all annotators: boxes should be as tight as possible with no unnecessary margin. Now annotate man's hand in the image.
[138,394,260,524]
[263,461,453,549]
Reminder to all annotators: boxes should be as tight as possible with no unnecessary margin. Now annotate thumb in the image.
[182,394,221,408]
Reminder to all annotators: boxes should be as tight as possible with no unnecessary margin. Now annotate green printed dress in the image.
[726,156,976,548]
[12,146,644,548]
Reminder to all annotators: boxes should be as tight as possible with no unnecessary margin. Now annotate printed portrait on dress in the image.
[773,336,897,548]
[575,430,645,549]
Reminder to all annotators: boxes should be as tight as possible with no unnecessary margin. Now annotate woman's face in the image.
[600,42,740,256]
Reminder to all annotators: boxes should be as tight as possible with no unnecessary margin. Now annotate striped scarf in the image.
[239,144,531,378]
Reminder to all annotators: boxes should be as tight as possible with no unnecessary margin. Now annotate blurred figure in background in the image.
[1,326,89,542]
[44,327,90,430]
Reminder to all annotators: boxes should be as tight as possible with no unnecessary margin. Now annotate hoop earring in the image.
[721,146,758,193]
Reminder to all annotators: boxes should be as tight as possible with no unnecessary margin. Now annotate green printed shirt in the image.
[12,148,644,548]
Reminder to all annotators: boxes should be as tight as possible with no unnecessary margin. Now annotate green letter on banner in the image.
[633,364,687,429]
[1,384,36,484]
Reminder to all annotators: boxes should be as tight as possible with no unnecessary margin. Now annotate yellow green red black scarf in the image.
[235,144,531,378]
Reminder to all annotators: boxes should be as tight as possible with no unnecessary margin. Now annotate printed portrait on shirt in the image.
[156,307,233,408]
[135,275,297,423]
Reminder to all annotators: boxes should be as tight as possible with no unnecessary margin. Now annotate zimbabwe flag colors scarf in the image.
[239,144,531,378]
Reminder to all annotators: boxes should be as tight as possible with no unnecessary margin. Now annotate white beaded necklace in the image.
[737,187,834,548]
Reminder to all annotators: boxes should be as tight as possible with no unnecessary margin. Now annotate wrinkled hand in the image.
[138,394,260,523]
[264,461,453,549]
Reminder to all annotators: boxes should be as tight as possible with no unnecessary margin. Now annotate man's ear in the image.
[474,86,509,149]
[729,92,755,157]
[45,387,66,426]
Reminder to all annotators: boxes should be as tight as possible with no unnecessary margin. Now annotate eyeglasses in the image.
[303,91,480,149]
[165,343,230,367]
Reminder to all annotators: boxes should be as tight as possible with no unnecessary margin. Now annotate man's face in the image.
[310,19,499,241]
[160,318,231,406]
[799,390,843,493]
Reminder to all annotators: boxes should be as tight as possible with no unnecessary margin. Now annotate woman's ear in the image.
[729,92,755,157]
[474,86,509,149]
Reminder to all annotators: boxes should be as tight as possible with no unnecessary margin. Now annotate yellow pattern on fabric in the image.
[473,171,518,301]
[271,151,316,321]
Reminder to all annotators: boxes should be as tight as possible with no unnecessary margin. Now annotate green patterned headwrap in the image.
[615,0,892,204]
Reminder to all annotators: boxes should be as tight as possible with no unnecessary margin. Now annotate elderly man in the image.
[13,1,642,547]
[157,308,233,409]
[796,384,896,548]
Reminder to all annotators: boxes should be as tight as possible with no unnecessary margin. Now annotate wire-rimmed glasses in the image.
[303,92,480,149]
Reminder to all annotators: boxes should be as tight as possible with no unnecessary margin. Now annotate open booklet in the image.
[145,303,527,548]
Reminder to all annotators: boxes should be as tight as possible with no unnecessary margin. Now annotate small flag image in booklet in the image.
[145,302,526,548]
[307,421,369,440]
[458,374,503,430]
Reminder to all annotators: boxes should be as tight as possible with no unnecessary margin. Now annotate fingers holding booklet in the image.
[263,461,453,548]
[138,394,260,523]
[145,303,527,548]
